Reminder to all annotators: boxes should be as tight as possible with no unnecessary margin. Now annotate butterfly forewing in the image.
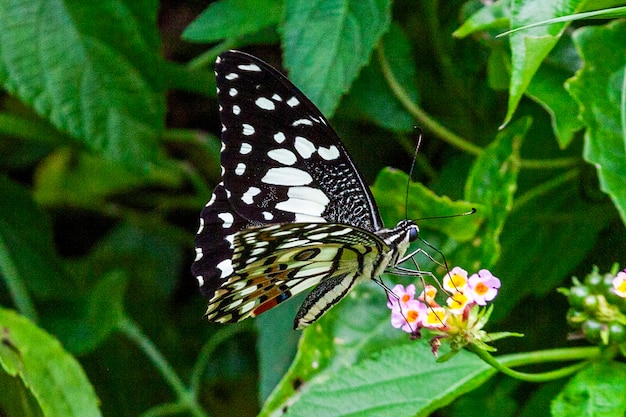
[215,51,383,230]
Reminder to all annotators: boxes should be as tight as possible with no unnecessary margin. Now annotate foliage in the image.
[1,0,626,416]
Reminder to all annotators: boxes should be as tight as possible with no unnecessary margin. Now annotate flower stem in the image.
[469,345,600,382]
[118,316,208,417]
[376,45,483,156]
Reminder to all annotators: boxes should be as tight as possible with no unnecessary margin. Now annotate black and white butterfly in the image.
[192,50,422,329]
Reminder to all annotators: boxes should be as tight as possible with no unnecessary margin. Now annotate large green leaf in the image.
[566,20,626,225]
[503,0,591,125]
[340,24,418,132]
[45,271,127,355]
[552,361,626,417]
[0,0,165,170]
[259,283,411,416]
[183,0,284,42]
[283,0,392,116]
[0,176,69,316]
[459,117,529,270]
[372,168,480,243]
[283,345,493,417]
[0,307,102,417]
[34,147,182,209]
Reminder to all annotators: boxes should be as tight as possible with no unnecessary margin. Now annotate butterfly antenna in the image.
[404,127,423,220]
[416,207,477,222]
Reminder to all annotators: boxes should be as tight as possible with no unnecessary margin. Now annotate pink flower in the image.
[613,270,626,298]
[468,269,501,305]
[443,267,469,292]
[390,299,427,334]
[387,284,416,310]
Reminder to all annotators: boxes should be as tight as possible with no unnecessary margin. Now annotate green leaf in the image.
[372,168,481,243]
[503,0,591,126]
[0,0,165,170]
[340,24,418,131]
[0,176,70,314]
[34,148,182,209]
[260,282,410,416]
[47,271,127,355]
[494,172,612,319]
[566,20,626,225]
[552,361,626,417]
[0,307,102,417]
[284,344,493,417]
[256,292,304,402]
[453,0,510,39]
[182,0,284,42]
[283,0,392,116]
[525,56,583,148]
[460,117,529,269]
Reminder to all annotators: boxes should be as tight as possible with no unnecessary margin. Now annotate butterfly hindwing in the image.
[215,51,383,231]
[202,223,390,328]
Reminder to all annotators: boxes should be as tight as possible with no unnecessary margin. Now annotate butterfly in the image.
[192,50,422,330]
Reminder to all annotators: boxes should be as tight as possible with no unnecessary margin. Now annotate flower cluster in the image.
[562,266,626,346]
[387,267,505,358]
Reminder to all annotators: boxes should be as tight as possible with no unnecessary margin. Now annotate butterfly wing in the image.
[215,50,383,230]
[203,223,389,329]
[193,50,390,327]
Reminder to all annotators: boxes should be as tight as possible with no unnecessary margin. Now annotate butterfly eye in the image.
[409,225,419,242]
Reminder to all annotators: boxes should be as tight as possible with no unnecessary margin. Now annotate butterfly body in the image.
[192,50,419,329]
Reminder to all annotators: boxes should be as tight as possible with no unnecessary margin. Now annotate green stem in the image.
[190,322,254,393]
[470,345,600,382]
[512,168,580,213]
[376,45,483,156]
[118,316,209,417]
[377,47,583,171]
[0,238,39,323]
[519,157,580,170]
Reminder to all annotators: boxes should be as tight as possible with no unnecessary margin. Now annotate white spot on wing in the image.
[238,63,262,72]
[232,105,241,115]
[241,187,261,204]
[293,119,313,126]
[229,88,238,97]
[318,145,340,160]
[194,247,203,261]
[287,97,300,107]
[240,142,252,154]
[218,212,234,228]
[294,136,315,158]
[206,193,217,207]
[272,93,282,101]
[261,167,313,185]
[216,259,234,278]
[263,211,274,220]
[267,149,297,165]
[242,124,255,135]
[196,275,205,286]
[197,217,205,233]
[235,163,246,175]
[255,97,275,110]
[225,234,235,249]
[275,186,330,218]
[225,73,239,80]
[274,132,286,143]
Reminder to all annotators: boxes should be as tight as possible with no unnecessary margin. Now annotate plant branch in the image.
[470,345,600,382]
[118,316,209,417]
